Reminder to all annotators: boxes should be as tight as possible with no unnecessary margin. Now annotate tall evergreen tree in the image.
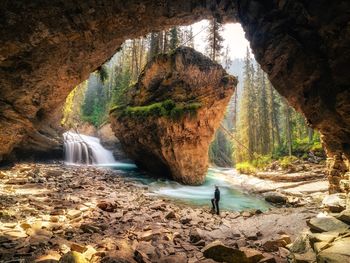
[206,18,224,61]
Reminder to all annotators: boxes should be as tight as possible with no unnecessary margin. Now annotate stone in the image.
[190,228,202,243]
[83,245,97,261]
[258,255,276,263]
[71,243,87,253]
[337,209,350,224]
[59,251,87,263]
[165,211,176,220]
[240,247,264,262]
[97,201,118,212]
[80,223,101,234]
[262,238,288,252]
[307,216,349,233]
[317,237,350,262]
[322,194,347,213]
[110,47,236,185]
[313,242,330,253]
[287,233,312,254]
[201,241,247,263]
[134,242,155,263]
[159,254,187,263]
[138,230,156,241]
[292,250,317,263]
[66,209,82,219]
[180,216,192,224]
[309,232,339,244]
[264,192,288,204]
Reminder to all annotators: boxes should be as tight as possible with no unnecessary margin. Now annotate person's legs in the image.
[211,198,215,211]
[215,200,219,215]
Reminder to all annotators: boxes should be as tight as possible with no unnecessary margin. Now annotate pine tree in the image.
[169,27,179,50]
[206,18,224,61]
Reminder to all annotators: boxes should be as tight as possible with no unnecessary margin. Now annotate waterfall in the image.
[63,131,116,165]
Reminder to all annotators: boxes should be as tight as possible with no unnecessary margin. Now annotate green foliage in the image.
[113,100,201,120]
[310,141,323,152]
[251,154,273,169]
[278,155,298,169]
[236,162,256,175]
[96,65,109,84]
[61,81,88,128]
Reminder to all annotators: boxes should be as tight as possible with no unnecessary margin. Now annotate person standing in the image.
[211,185,220,215]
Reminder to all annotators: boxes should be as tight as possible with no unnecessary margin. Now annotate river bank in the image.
[0,163,346,262]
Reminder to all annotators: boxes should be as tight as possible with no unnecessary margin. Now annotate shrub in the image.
[251,154,273,169]
[278,155,298,169]
[236,162,256,175]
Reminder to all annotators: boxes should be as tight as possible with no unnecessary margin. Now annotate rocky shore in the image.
[0,163,349,262]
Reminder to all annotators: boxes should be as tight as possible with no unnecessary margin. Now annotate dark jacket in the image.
[214,188,220,201]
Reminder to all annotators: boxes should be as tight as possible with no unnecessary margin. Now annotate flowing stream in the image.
[63,132,270,211]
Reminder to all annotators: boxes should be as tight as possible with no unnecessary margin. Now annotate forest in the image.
[62,19,323,171]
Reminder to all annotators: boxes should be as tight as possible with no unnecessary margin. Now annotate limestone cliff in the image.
[110,47,236,185]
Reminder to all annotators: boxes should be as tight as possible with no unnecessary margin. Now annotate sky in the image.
[190,20,251,60]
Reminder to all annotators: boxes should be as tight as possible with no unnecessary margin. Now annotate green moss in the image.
[112,99,201,120]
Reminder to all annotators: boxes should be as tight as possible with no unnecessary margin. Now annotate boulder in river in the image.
[110,47,236,185]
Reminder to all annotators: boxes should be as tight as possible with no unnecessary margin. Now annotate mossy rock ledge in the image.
[110,47,236,185]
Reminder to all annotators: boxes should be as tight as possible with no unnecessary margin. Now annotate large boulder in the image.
[201,241,246,263]
[110,47,236,184]
[307,216,349,233]
[317,237,350,263]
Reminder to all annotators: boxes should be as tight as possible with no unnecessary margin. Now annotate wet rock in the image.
[307,216,349,233]
[264,192,287,204]
[201,240,246,263]
[322,194,347,212]
[59,251,87,263]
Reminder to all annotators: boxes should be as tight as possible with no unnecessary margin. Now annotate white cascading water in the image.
[63,131,116,165]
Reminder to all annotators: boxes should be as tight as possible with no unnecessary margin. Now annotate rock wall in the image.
[110,47,236,184]
[0,1,349,192]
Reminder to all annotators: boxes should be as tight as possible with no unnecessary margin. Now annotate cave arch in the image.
[0,1,349,193]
